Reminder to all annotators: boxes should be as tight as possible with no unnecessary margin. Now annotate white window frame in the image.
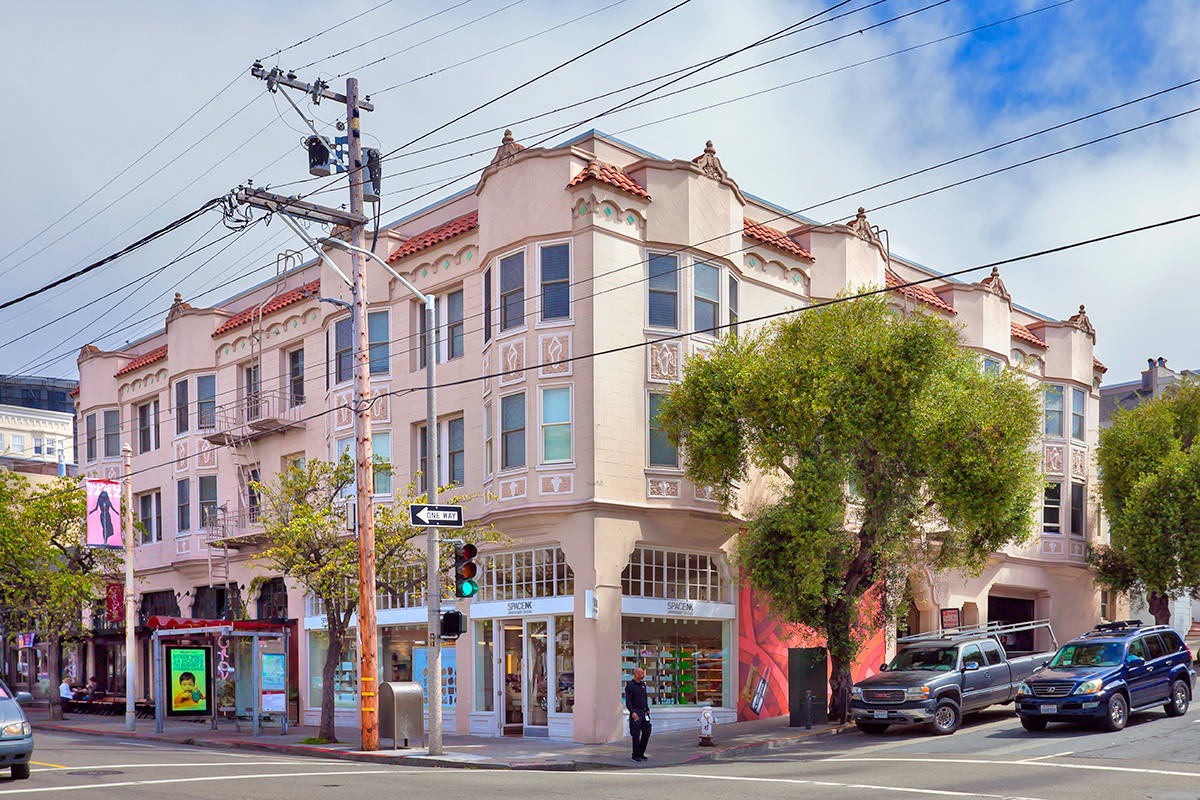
[372,430,392,497]
[497,247,527,335]
[447,416,465,487]
[177,477,190,536]
[334,316,354,385]
[11,434,24,455]
[174,379,189,436]
[368,309,390,376]
[288,348,305,408]
[646,251,680,331]
[538,384,573,465]
[85,413,97,462]
[483,401,494,481]
[1043,384,1065,438]
[198,475,218,530]
[692,257,721,339]
[499,391,526,472]
[1043,482,1062,535]
[1069,482,1086,537]
[647,390,679,469]
[536,240,572,326]
[728,273,740,338]
[196,375,217,431]
[477,546,574,602]
[1071,387,1086,442]
[102,408,120,458]
[983,356,1003,374]
[445,288,465,361]
[621,546,726,602]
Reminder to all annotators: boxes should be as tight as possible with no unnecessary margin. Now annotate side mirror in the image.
[879,663,888,672]
[15,692,32,704]
[963,662,980,671]
[1125,655,1145,668]
[1042,660,1050,668]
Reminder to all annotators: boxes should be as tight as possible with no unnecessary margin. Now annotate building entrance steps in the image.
[25,707,847,770]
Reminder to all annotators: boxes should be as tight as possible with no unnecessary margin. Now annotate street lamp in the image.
[320,237,445,756]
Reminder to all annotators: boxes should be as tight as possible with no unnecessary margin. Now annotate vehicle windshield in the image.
[0,680,9,700]
[888,647,958,671]
[1049,642,1124,668]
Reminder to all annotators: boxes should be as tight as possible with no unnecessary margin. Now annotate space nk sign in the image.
[408,504,464,528]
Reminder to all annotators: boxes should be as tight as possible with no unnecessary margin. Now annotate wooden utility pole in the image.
[346,77,379,752]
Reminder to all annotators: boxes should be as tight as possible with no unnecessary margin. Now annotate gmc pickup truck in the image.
[850,620,1057,735]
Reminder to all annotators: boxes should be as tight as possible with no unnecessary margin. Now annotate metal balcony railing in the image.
[207,506,268,549]
[204,388,305,444]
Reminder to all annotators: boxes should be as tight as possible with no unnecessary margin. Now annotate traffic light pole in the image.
[424,296,443,756]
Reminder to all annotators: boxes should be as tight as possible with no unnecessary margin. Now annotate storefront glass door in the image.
[502,621,523,735]
[524,619,549,735]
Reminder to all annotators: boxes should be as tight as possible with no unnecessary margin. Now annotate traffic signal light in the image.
[440,610,465,640]
[454,543,479,598]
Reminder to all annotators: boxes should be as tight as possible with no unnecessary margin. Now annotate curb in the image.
[31,720,847,770]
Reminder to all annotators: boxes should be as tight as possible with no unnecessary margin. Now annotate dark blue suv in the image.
[1016,620,1195,732]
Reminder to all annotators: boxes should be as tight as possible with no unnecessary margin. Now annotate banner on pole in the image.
[105,583,124,623]
[86,479,122,548]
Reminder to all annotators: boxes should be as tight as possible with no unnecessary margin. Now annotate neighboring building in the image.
[73,130,1107,743]
[1098,357,1199,639]
[0,402,77,481]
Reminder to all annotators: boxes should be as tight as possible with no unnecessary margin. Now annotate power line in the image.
[0,199,225,315]
[295,0,481,71]
[34,209,1200,506]
[260,0,401,63]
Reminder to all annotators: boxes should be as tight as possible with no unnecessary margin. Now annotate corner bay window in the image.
[648,393,677,467]
[335,318,353,383]
[540,244,570,321]
[500,252,525,332]
[1044,385,1064,437]
[196,375,216,430]
[478,547,573,601]
[541,386,571,463]
[175,380,189,434]
[1071,387,1086,441]
[103,409,120,457]
[85,413,97,461]
[648,253,678,328]
[501,392,525,469]
[1070,483,1085,536]
[1043,483,1061,534]
[694,261,719,335]
[622,617,727,707]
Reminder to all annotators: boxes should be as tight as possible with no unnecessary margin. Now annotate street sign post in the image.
[408,504,464,528]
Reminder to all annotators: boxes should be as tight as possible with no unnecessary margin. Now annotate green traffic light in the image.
[459,579,479,598]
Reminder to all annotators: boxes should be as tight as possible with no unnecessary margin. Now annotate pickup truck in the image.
[850,622,1057,735]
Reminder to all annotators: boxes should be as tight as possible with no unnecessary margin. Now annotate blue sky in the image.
[1,0,1198,380]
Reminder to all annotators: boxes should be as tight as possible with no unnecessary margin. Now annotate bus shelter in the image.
[147,616,289,736]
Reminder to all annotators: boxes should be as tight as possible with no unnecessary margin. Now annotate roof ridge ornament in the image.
[491,129,525,166]
[692,140,727,181]
[981,266,1011,302]
[848,207,881,246]
[1068,304,1095,339]
[166,291,194,323]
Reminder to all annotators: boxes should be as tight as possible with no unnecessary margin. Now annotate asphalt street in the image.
[3,705,1198,799]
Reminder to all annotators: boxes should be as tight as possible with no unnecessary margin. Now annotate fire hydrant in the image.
[699,707,716,747]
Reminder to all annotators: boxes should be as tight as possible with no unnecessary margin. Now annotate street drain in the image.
[67,770,125,777]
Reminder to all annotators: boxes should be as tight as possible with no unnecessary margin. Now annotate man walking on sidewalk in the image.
[625,667,652,763]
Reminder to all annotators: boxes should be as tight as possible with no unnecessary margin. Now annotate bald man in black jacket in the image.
[625,667,651,762]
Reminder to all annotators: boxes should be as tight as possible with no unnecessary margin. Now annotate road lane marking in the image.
[0,769,422,794]
[825,756,1200,778]
[599,771,1049,800]
[1016,751,1074,762]
[33,761,321,771]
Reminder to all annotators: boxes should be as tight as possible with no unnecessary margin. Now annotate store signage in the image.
[261,653,286,714]
[105,583,124,623]
[85,479,122,548]
[166,645,213,718]
[15,633,34,649]
[408,504,464,528]
[941,608,961,630]
[621,596,737,620]
[468,595,574,619]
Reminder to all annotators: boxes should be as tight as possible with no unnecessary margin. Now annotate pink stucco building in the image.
[73,130,1107,742]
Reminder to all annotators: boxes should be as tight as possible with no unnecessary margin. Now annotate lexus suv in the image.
[1016,620,1195,732]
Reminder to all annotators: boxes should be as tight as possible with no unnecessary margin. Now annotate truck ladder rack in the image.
[898,618,1057,649]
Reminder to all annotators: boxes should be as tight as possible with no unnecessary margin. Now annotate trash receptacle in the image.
[788,647,829,727]
[379,681,425,749]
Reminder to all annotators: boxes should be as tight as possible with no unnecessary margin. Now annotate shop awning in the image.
[145,616,285,632]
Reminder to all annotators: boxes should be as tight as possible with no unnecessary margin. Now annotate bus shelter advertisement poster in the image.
[167,647,212,717]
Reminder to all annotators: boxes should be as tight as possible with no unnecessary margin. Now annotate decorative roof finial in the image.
[692,140,727,181]
[491,129,525,165]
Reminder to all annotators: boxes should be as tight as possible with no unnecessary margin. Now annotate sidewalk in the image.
[26,708,848,770]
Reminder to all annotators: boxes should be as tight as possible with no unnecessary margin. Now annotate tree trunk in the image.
[828,652,853,724]
[48,635,63,721]
[320,624,344,743]
[1147,590,1172,627]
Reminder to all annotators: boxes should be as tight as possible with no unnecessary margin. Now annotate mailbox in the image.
[379,681,425,749]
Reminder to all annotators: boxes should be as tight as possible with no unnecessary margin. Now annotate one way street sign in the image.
[409,504,464,528]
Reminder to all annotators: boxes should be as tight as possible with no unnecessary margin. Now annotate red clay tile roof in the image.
[212,280,321,338]
[1093,356,1107,373]
[884,271,956,315]
[1011,322,1047,348]
[743,219,814,261]
[567,161,651,200]
[386,211,479,264]
[69,387,79,398]
[114,345,168,377]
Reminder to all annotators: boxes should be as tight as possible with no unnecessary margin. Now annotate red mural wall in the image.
[737,583,889,721]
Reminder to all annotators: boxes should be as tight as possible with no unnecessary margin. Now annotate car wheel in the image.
[1101,692,1128,732]
[928,698,961,735]
[1020,716,1048,732]
[11,763,30,780]
[1165,679,1190,717]
[855,721,889,734]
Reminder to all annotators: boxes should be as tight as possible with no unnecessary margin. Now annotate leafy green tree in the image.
[0,474,121,720]
[658,293,1042,720]
[252,456,503,742]
[1092,380,1200,625]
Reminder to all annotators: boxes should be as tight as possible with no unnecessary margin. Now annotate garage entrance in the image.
[987,595,1036,654]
